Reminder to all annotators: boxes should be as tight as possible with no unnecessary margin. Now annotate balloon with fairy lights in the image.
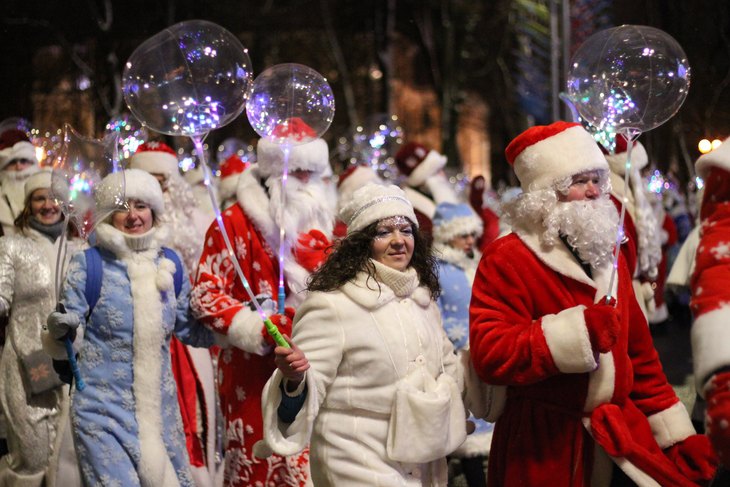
[122,21,291,347]
[104,113,148,161]
[351,114,404,175]
[51,123,125,390]
[567,24,691,300]
[245,63,335,314]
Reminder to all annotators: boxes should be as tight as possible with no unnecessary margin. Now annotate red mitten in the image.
[583,297,621,354]
[262,306,296,347]
[706,371,730,467]
[664,434,718,484]
[293,229,332,272]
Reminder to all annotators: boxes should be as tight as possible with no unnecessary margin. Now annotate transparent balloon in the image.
[105,113,149,161]
[122,20,253,137]
[51,123,125,240]
[567,25,691,135]
[245,63,335,145]
[351,114,403,168]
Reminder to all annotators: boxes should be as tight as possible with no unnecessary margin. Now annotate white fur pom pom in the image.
[156,258,176,291]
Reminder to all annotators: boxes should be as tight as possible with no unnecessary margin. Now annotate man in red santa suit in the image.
[690,139,730,482]
[191,118,333,486]
[469,121,717,487]
[602,138,664,321]
[394,141,459,241]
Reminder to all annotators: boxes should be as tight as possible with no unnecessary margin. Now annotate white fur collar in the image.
[513,228,616,300]
[340,264,432,310]
[433,243,481,271]
[95,222,168,260]
[609,171,637,221]
[236,165,279,251]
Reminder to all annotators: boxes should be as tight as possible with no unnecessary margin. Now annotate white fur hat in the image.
[129,141,180,178]
[432,202,483,244]
[24,168,52,201]
[95,168,165,219]
[696,136,730,179]
[505,121,608,191]
[0,129,38,170]
[255,118,330,179]
[340,183,417,235]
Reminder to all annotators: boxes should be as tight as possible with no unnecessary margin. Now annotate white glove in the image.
[46,311,80,340]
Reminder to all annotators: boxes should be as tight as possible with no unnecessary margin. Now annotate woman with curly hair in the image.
[260,182,467,486]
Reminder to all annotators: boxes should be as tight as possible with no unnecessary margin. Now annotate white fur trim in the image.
[541,305,597,373]
[647,401,695,449]
[692,305,730,394]
[514,125,608,191]
[126,253,180,487]
[402,186,436,219]
[406,150,447,187]
[236,166,279,249]
[648,303,668,325]
[219,174,241,202]
[96,168,166,218]
[337,166,381,205]
[423,174,459,204]
[129,150,179,178]
[604,141,649,175]
[227,306,268,355]
[341,183,417,234]
[23,169,51,200]
[256,137,330,178]
[0,140,38,169]
[261,369,319,456]
[696,136,730,179]
[433,215,483,244]
[584,352,616,412]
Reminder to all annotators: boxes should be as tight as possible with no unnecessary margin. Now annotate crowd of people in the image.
[0,118,725,487]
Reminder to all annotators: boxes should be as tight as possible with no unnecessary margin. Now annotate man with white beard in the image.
[0,129,39,236]
[190,118,334,487]
[468,121,716,487]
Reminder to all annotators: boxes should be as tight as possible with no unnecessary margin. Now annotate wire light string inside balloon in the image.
[606,130,639,303]
[277,145,290,315]
[192,137,290,348]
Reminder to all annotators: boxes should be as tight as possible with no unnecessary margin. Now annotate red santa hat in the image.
[696,136,730,180]
[600,137,649,175]
[95,168,165,219]
[337,164,381,199]
[394,142,447,188]
[24,168,52,201]
[0,129,38,170]
[256,118,330,179]
[505,121,608,191]
[129,141,180,178]
[219,154,248,202]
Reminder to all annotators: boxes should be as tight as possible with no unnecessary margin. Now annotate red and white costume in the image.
[470,122,714,486]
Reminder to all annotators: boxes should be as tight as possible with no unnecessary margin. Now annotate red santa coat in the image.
[191,168,309,486]
[470,229,697,486]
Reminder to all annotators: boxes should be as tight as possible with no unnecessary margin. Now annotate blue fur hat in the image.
[432,202,483,244]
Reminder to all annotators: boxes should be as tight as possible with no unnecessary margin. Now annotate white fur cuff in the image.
[228,307,269,355]
[407,150,447,187]
[647,401,695,448]
[692,305,730,394]
[541,305,597,373]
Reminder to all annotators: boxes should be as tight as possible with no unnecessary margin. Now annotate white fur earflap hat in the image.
[340,183,417,235]
[95,168,165,219]
[24,168,52,201]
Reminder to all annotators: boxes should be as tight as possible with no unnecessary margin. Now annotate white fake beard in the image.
[1,165,39,208]
[267,176,334,246]
[505,190,619,269]
[544,197,619,269]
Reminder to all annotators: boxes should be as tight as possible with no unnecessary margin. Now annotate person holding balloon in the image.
[468,122,717,486]
[43,168,216,487]
[261,182,466,486]
[190,121,335,486]
[0,169,79,486]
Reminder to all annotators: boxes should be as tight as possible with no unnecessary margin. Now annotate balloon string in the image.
[192,137,290,348]
[54,219,69,304]
[606,134,635,303]
[277,145,290,315]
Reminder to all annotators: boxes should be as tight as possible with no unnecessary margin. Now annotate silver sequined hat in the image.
[340,183,418,235]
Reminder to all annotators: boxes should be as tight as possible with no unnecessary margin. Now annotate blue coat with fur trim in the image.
[51,224,214,487]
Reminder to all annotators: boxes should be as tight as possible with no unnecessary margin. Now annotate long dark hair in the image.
[308,218,441,299]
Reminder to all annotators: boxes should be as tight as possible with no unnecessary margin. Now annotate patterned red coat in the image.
[191,169,310,486]
[469,229,697,486]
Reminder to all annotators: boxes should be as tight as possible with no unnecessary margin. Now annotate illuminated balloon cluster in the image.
[246,63,335,146]
[122,19,253,138]
[104,113,148,161]
[567,25,690,138]
[352,114,403,173]
[216,137,256,164]
[51,123,124,239]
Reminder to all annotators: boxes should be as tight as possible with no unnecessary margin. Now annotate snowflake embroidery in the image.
[235,236,248,260]
[29,363,50,382]
[236,386,246,402]
[252,261,261,271]
[710,241,730,260]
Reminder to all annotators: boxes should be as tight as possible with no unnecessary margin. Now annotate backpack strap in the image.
[83,247,103,319]
[161,247,184,296]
